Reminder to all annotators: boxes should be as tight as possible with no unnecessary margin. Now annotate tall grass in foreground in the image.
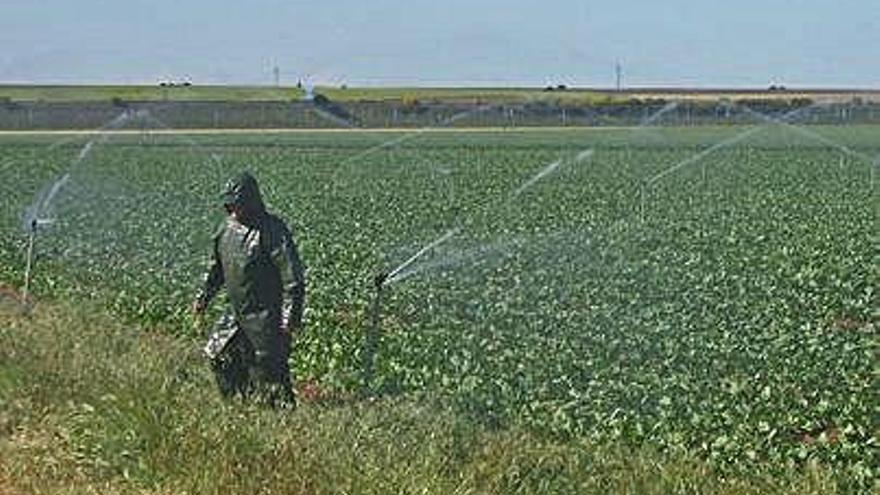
[0,299,846,494]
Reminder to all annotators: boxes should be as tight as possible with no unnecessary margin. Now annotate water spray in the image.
[645,103,817,188]
[732,102,877,191]
[357,143,586,387]
[872,155,878,191]
[384,229,460,286]
[330,88,584,188]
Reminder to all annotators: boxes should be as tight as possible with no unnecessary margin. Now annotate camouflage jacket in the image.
[197,212,306,336]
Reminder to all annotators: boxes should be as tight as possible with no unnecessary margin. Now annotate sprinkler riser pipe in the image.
[22,219,37,308]
[362,272,385,394]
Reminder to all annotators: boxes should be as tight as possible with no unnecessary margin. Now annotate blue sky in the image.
[1,0,877,87]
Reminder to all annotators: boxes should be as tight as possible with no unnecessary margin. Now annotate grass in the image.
[0,85,305,103]
[0,84,622,105]
[0,295,852,494]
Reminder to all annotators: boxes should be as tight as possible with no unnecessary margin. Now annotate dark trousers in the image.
[211,328,295,408]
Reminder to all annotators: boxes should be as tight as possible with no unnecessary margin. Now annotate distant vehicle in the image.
[158,80,193,87]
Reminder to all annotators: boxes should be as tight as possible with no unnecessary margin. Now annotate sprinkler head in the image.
[373,272,389,289]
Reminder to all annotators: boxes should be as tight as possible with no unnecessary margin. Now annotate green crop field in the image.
[0,122,877,492]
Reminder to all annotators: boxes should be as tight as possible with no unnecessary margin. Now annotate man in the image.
[193,171,305,407]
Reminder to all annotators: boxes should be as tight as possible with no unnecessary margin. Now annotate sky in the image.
[1,0,877,88]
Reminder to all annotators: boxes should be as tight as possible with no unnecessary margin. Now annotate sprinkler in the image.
[21,218,54,312]
[360,229,460,395]
[22,218,37,310]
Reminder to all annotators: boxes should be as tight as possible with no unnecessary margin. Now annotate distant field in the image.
[1,84,876,104]
[316,86,619,104]
[0,84,305,102]
[320,86,879,104]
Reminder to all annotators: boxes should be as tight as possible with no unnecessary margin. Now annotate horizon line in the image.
[1,81,878,92]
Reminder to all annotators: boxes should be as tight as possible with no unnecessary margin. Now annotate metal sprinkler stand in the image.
[358,230,457,396]
[361,271,388,396]
[22,219,38,311]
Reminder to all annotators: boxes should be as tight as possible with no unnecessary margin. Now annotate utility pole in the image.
[273,65,280,87]
[615,61,623,92]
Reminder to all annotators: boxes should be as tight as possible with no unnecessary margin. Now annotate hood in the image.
[221,171,267,215]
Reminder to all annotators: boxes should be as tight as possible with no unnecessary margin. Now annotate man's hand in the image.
[280,314,303,338]
[192,299,207,316]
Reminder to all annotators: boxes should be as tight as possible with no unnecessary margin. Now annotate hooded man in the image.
[193,171,305,407]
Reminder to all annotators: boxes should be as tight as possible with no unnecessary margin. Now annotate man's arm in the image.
[193,234,224,314]
[271,222,306,332]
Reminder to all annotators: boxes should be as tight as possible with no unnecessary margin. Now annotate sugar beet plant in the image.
[0,123,876,488]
